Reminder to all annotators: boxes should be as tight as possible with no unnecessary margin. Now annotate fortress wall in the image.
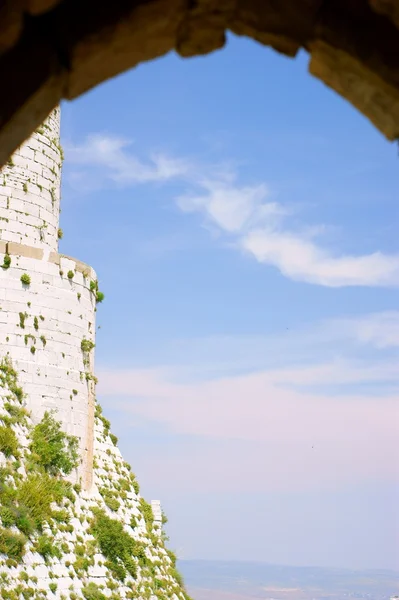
[0,241,97,486]
[0,107,61,252]
[0,107,98,488]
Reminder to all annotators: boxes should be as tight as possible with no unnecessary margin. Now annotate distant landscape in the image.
[178,560,399,600]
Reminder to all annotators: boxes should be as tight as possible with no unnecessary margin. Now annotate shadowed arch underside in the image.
[0,0,398,167]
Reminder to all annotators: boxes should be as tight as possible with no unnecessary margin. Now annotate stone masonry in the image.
[0,108,184,600]
[0,107,97,489]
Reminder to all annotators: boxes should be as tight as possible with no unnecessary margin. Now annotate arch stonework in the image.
[0,0,398,167]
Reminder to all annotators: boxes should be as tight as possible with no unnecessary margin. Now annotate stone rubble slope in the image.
[0,356,190,600]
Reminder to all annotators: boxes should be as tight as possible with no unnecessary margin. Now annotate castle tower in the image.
[0,107,96,489]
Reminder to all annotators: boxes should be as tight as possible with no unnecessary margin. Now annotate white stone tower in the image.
[0,107,97,489]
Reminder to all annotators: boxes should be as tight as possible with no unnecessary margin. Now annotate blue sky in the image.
[59,35,399,571]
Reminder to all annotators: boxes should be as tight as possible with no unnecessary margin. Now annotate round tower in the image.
[0,108,97,489]
[0,107,62,252]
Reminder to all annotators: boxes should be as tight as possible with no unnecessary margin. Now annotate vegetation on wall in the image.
[29,410,79,476]
[20,274,30,286]
[89,509,144,581]
[2,255,11,270]
[0,358,77,567]
[0,354,190,600]
[89,279,105,304]
[81,339,95,353]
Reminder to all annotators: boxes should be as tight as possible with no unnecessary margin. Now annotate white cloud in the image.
[65,133,399,287]
[176,181,285,233]
[176,178,399,288]
[65,134,188,184]
[176,176,399,288]
[241,229,399,287]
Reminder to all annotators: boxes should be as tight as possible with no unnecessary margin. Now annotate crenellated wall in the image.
[0,108,97,488]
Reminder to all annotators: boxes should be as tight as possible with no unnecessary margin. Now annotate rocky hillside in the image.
[0,355,189,600]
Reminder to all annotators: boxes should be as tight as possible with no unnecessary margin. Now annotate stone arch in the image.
[0,0,398,167]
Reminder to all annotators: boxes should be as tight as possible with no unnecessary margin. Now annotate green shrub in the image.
[15,513,35,537]
[20,274,30,285]
[17,473,65,529]
[99,488,120,512]
[104,495,120,512]
[89,509,143,581]
[167,549,177,566]
[96,291,105,303]
[19,312,27,329]
[0,426,19,457]
[81,583,107,600]
[154,578,165,590]
[0,528,26,560]
[3,403,27,426]
[105,560,126,581]
[29,411,79,476]
[81,339,95,353]
[0,507,16,527]
[67,270,74,280]
[169,567,184,587]
[109,433,118,446]
[57,228,63,240]
[139,498,154,531]
[52,508,69,523]
[35,535,61,561]
[130,515,137,529]
[73,556,91,573]
[2,255,11,270]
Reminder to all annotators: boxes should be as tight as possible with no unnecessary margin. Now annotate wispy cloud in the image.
[177,179,399,288]
[65,134,399,288]
[65,134,189,185]
[242,229,399,287]
[97,360,398,492]
[343,310,399,348]
[176,180,286,233]
[117,310,399,379]
[97,311,399,493]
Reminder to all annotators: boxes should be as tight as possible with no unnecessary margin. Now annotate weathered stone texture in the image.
[0,109,97,487]
[0,108,62,252]
[0,0,398,168]
[0,246,97,486]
